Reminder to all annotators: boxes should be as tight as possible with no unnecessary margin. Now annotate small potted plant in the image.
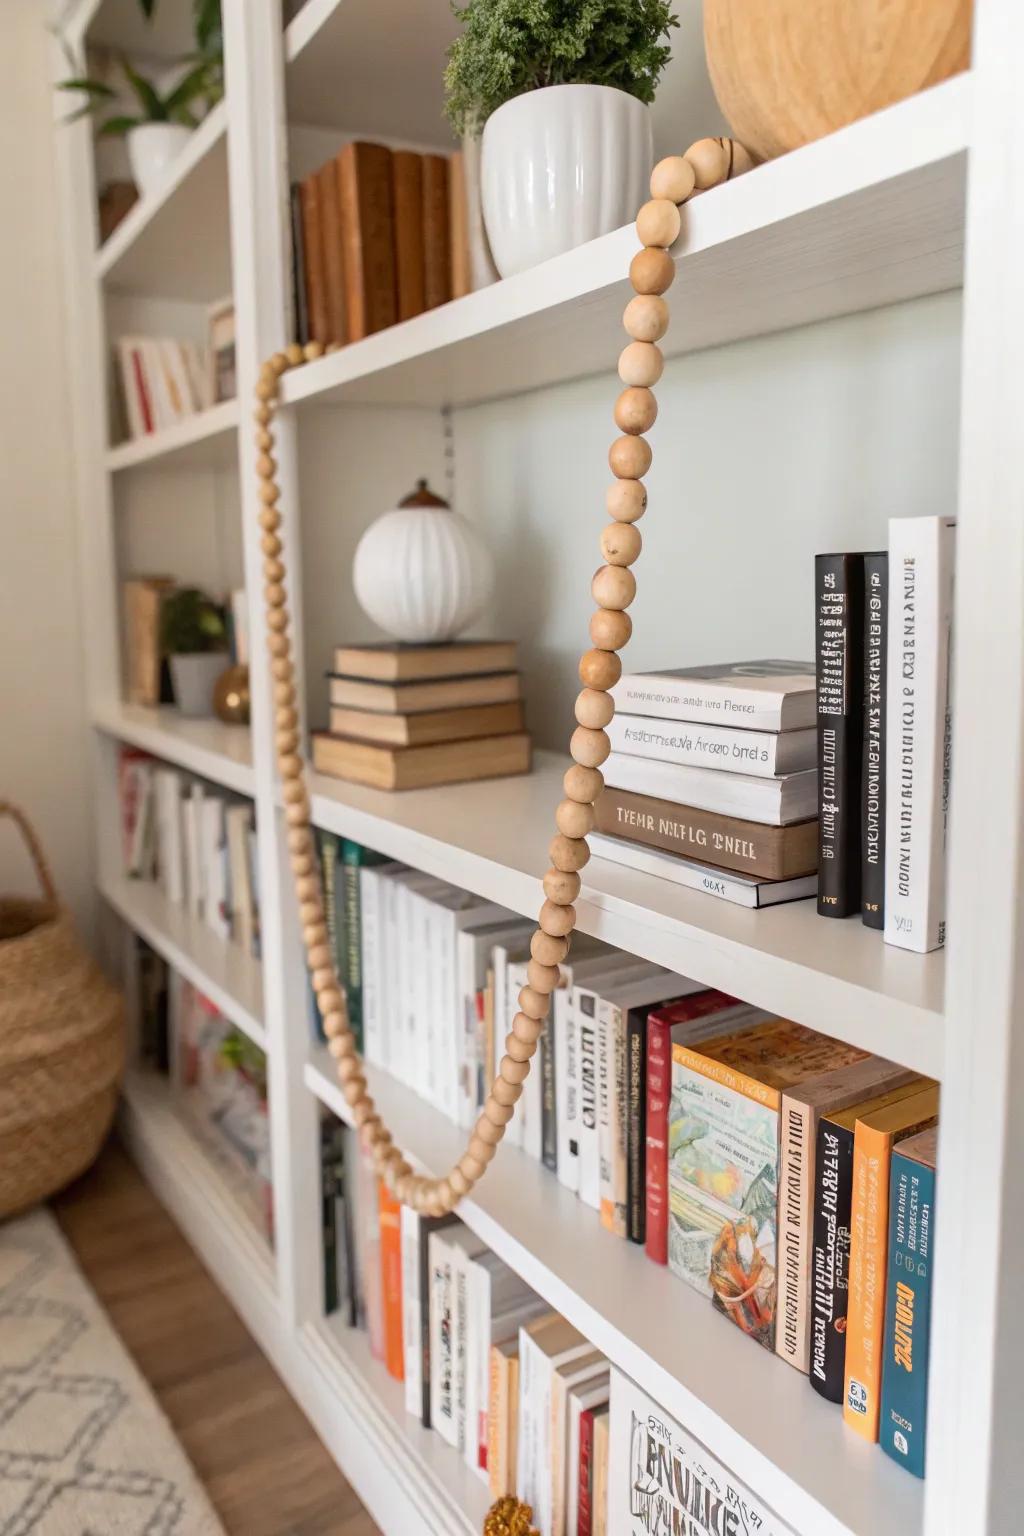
[445,0,678,278]
[160,587,228,718]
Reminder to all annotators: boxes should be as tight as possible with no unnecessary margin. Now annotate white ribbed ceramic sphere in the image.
[353,482,495,643]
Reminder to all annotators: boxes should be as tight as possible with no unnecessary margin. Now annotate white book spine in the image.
[598,999,629,1238]
[435,908,459,1123]
[607,713,815,777]
[576,988,601,1210]
[117,339,145,439]
[463,1260,487,1473]
[493,947,522,1149]
[884,515,956,953]
[452,1244,473,1452]
[401,1205,421,1417]
[456,930,479,1131]
[360,867,381,1066]
[508,959,541,1160]
[554,975,579,1191]
[428,1233,455,1445]
[411,890,435,1107]
[516,1329,550,1527]
[188,784,205,916]
[611,671,808,731]
[603,750,805,824]
[397,881,417,1088]
[596,999,613,1223]
[381,873,402,1077]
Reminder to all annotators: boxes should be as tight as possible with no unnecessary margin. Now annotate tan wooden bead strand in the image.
[253,139,751,1215]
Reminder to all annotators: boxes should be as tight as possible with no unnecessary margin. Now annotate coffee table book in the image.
[311,730,531,791]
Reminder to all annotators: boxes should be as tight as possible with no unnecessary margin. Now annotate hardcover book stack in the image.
[291,139,493,351]
[311,639,532,791]
[815,515,956,951]
[590,660,819,907]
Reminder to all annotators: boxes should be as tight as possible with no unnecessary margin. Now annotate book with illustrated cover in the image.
[669,1021,869,1349]
[607,1369,795,1535]
[611,660,816,732]
[880,1127,937,1478]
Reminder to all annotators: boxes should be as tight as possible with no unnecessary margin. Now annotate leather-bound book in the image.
[422,153,452,311]
[391,150,426,321]
[299,172,329,345]
[336,141,397,340]
[318,157,347,345]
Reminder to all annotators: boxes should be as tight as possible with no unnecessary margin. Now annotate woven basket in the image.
[0,802,124,1219]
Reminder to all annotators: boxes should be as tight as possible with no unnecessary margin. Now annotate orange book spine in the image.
[844,1122,893,1440]
[379,1182,404,1381]
[318,158,347,346]
[392,150,426,321]
[337,141,397,341]
[422,153,452,311]
[449,150,471,299]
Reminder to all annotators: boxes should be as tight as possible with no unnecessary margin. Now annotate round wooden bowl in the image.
[703,0,972,161]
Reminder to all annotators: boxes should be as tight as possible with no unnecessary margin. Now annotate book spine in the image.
[379,1182,404,1381]
[844,1122,887,1440]
[401,1205,421,1416]
[815,552,865,916]
[337,141,397,341]
[321,1126,339,1314]
[341,840,367,1052]
[884,517,956,953]
[577,991,601,1210]
[360,867,381,1065]
[422,153,452,310]
[578,1407,595,1536]
[318,158,346,346]
[449,149,471,298]
[606,714,810,777]
[776,1094,814,1371]
[289,182,309,345]
[488,1345,509,1497]
[299,173,329,345]
[392,150,426,321]
[880,1150,935,1478]
[428,1234,453,1438]
[862,552,888,927]
[594,786,815,879]
[540,1016,558,1172]
[555,982,579,1191]
[130,347,154,434]
[597,1001,614,1231]
[626,1009,647,1244]
[644,1015,671,1265]
[810,1117,856,1401]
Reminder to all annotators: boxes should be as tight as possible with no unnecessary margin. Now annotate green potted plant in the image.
[160,587,228,718]
[445,0,677,278]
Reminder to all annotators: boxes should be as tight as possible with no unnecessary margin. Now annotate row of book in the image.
[815,514,955,951]
[114,299,235,441]
[119,748,261,958]
[319,1114,788,1533]
[593,660,819,908]
[291,139,491,352]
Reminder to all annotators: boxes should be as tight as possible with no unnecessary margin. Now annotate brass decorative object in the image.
[213,663,251,725]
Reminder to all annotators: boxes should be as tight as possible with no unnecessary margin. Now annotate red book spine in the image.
[131,348,154,434]
[645,1015,671,1265]
[578,1407,595,1536]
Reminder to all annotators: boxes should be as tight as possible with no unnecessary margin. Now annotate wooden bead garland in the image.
[252,138,752,1215]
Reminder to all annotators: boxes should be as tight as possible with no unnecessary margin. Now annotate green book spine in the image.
[340,839,387,1053]
[880,1150,936,1477]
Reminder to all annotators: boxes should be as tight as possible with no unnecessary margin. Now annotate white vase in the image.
[353,481,495,644]
[170,653,225,718]
[480,84,653,279]
[127,123,192,198]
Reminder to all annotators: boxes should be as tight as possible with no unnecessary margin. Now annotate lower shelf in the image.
[120,1070,489,1536]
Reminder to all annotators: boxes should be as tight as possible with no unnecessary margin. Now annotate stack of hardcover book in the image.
[311,640,532,791]
[590,660,819,907]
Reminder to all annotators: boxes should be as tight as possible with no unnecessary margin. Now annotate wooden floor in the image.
[53,1138,382,1536]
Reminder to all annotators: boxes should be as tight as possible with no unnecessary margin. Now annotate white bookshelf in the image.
[53,2,1024,1534]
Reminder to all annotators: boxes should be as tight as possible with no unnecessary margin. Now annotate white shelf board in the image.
[106,400,239,473]
[280,74,969,410]
[306,749,944,1080]
[306,1048,922,1536]
[93,702,255,796]
[96,103,231,300]
[284,0,458,146]
[102,874,266,1051]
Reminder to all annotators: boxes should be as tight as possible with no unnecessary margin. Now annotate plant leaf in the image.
[163,58,215,113]
[97,115,142,137]
[120,56,166,120]
[58,77,117,97]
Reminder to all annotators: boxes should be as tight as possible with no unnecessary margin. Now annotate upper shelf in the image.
[96,102,231,301]
[106,400,239,474]
[93,701,255,797]
[281,73,970,411]
[306,749,944,1081]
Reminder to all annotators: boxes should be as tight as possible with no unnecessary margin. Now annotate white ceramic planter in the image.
[481,84,653,278]
[127,123,192,198]
[170,653,225,718]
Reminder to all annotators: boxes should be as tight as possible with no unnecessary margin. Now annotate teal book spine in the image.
[879,1149,936,1477]
[340,839,388,1053]
[310,831,342,1043]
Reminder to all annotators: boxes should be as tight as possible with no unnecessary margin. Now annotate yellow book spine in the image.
[670,1041,781,1109]
[843,1122,890,1440]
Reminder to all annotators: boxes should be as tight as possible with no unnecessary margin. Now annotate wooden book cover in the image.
[299,172,329,345]
[844,1085,939,1440]
[318,157,347,346]
[328,672,521,716]
[378,1181,404,1381]
[329,699,524,748]
[336,141,397,341]
[392,150,426,321]
[595,785,817,880]
[312,729,531,790]
[449,149,471,299]
[422,153,452,310]
[332,638,517,682]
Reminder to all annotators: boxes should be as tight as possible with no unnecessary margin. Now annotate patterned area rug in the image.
[0,1207,225,1535]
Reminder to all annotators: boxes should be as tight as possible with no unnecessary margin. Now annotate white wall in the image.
[0,1,94,938]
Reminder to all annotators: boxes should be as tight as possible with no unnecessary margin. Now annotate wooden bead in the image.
[321,1010,346,1036]
[264,558,285,582]
[271,658,292,681]
[448,1166,471,1197]
[539,899,575,937]
[258,480,280,505]
[308,943,332,969]
[518,985,550,1021]
[636,197,681,248]
[279,754,302,781]
[261,533,282,557]
[600,522,642,567]
[259,506,281,531]
[299,900,320,926]
[485,1099,515,1125]
[312,967,335,994]
[270,351,289,375]
[267,608,288,632]
[570,725,610,769]
[500,1054,530,1085]
[291,854,314,879]
[530,929,569,966]
[564,764,604,802]
[351,1099,375,1129]
[274,683,294,708]
[317,988,343,1018]
[282,779,306,807]
[579,649,621,692]
[618,341,664,388]
[623,294,669,344]
[592,564,637,612]
[629,246,675,295]
[303,922,328,953]
[468,1133,497,1164]
[277,706,298,729]
[255,429,273,451]
[686,136,730,190]
[286,342,304,366]
[543,867,581,905]
[549,832,591,872]
[590,602,632,650]
[505,1032,537,1064]
[608,434,652,479]
[277,729,299,754]
[256,454,276,478]
[334,1055,362,1084]
[512,1011,544,1046]
[343,1076,367,1107]
[255,377,276,401]
[265,582,286,607]
[728,140,757,177]
[460,1153,486,1182]
[254,403,272,425]
[606,480,647,524]
[288,827,312,854]
[614,387,658,436]
[492,1075,523,1107]
[556,797,595,839]
[650,154,697,204]
[575,688,615,729]
[303,340,325,361]
[527,958,561,993]
[475,1115,502,1147]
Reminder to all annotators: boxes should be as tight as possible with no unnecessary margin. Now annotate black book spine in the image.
[540,1022,558,1173]
[861,553,888,928]
[815,552,865,916]
[809,1116,855,1402]
[626,1007,648,1244]
[289,181,309,346]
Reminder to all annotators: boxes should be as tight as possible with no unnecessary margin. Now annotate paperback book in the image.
[610,661,816,732]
